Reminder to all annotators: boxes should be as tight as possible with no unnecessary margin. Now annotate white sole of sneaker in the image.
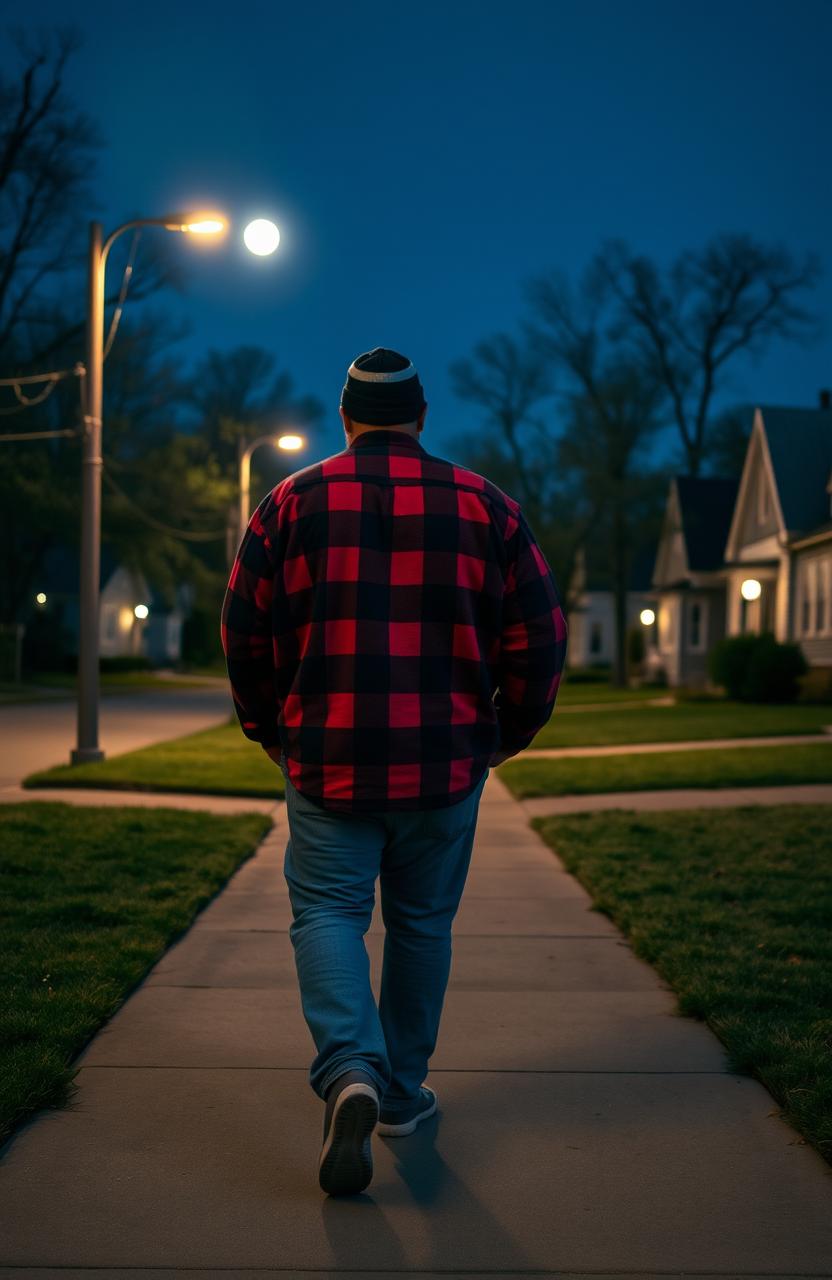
[318,1083,379,1195]
[376,1088,437,1137]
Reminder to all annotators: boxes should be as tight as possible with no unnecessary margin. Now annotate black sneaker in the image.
[376,1086,437,1137]
[318,1069,380,1196]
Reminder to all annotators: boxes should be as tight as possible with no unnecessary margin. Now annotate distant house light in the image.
[740,578,761,602]
[35,592,47,606]
[639,608,656,626]
[134,603,149,620]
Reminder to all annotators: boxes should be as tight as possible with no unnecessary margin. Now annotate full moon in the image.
[243,219,280,256]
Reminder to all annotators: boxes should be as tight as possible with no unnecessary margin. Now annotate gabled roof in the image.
[757,405,832,534]
[675,476,739,571]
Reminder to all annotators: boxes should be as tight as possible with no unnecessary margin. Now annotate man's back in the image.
[223,425,568,813]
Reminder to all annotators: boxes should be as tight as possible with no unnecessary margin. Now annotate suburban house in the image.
[566,544,655,670]
[648,476,739,687]
[33,546,190,665]
[647,393,832,687]
[722,400,832,667]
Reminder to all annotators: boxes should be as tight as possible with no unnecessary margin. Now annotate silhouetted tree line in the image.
[0,28,323,666]
[448,236,823,684]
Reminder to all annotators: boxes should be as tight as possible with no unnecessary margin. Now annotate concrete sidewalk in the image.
[523,729,832,758]
[1,772,831,1276]
[521,781,832,817]
[0,783,277,815]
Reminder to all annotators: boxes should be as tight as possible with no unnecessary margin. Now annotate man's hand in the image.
[263,745,283,766]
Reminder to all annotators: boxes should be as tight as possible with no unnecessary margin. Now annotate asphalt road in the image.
[0,687,233,789]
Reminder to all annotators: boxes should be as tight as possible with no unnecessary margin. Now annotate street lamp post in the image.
[72,213,225,764]
[237,433,305,549]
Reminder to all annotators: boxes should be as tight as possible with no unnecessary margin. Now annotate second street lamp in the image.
[238,433,306,549]
[73,212,226,765]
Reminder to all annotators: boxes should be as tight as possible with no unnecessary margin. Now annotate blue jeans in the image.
[281,768,489,1112]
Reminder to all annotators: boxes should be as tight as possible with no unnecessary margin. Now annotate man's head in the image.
[340,347,428,442]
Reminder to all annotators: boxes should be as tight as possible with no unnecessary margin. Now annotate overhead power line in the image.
[0,227,141,419]
[102,464,227,542]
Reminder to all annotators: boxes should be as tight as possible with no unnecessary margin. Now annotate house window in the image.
[590,621,603,655]
[688,599,707,652]
[800,561,814,636]
[816,560,827,634]
[102,605,118,643]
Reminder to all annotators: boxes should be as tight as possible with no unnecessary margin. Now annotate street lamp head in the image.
[244,219,280,255]
[277,433,304,450]
[164,213,226,235]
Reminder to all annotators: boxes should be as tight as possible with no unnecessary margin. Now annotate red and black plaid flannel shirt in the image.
[221,428,568,812]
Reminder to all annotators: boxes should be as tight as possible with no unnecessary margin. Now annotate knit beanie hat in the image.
[340,348,426,427]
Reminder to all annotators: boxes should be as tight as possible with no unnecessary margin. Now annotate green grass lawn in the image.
[0,802,272,1150]
[499,742,832,797]
[555,680,668,706]
[534,699,832,748]
[25,721,284,799]
[531,805,832,1165]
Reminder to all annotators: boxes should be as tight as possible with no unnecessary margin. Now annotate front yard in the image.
[498,742,832,797]
[532,804,832,1164]
[25,721,284,799]
[0,802,272,1149]
[532,699,831,748]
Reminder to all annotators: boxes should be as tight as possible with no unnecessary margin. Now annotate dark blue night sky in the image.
[15,0,832,463]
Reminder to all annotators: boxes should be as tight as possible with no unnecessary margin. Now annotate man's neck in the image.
[347,425,422,443]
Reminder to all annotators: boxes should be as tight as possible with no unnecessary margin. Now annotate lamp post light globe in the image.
[639,608,656,627]
[741,578,762,602]
[243,219,280,256]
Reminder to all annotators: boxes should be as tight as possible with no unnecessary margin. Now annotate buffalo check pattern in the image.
[221,429,568,812]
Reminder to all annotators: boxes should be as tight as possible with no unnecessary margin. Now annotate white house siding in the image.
[656,593,681,686]
[566,591,651,668]
[793,547,832,666]
[679,590,726,687]
[725,533,786,641]
[98,567,149,658]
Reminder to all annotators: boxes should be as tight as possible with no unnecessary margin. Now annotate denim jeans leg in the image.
[377,769,488,1111]
[282,776,391,1102]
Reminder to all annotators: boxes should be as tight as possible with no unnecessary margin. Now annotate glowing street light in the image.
[243,219,280,256]
[741,578,762,602]
[238,432,306,548]
[133,604,149,620]
[73,210,225,765]
[639,608,656,626]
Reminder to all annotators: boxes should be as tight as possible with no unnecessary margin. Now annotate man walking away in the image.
[222,347,568,1196]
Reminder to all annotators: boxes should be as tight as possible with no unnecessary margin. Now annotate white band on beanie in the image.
[347,359,418,383]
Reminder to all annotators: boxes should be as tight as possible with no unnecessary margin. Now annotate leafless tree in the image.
[449,334,555,532]
[519,261,668,683]
[550,232,825,476]
[0,25,190,378]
